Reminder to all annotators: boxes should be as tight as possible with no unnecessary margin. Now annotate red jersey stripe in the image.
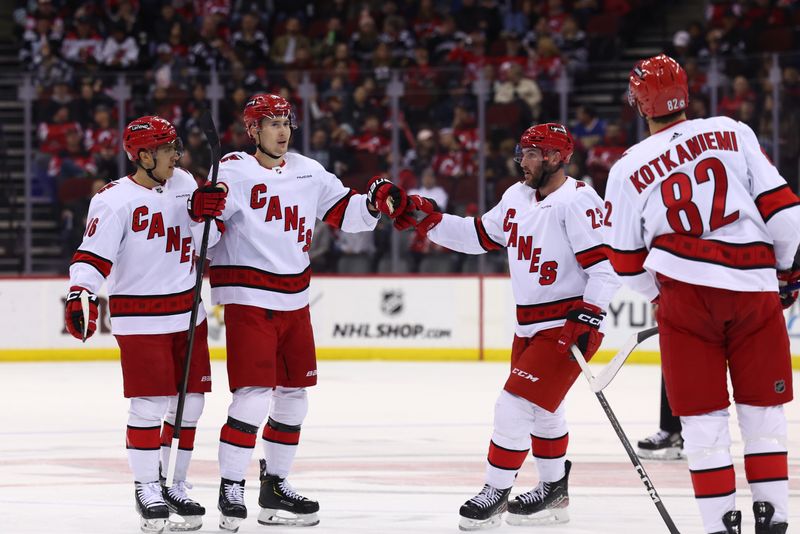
[126,425,161,450]
[516,296,582,326]
[606,246,648,276]
[474,218,503,251]
[487,441,528,470]
[210,265,311,294]
[322,189,357,229]
[652,234,775,270]
[109,288,195,318]
[71,249,113,277]
[755,185,800,222]
[575,245,608,269]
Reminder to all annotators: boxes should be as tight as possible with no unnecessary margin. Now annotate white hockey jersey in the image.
[69,168,222,335]
[604,116,800,301]
[427,178,620,338]
[209,151,379,310]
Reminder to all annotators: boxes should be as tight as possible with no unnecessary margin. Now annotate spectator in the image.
[718,75,756,118]
[61,10,102,65]
[585,123,626,196]
[308,129,332,170]
[350,15,381,64]
[351,115,390,155]
[31,40,73,91]
[150,43,189,90]
[83,105,117,155]
[494,62,542,118]
[20,6,62,65]
[38,105,81,155]
[270,17,311,67]
[409,167,449,211]
[571,105,606,149]
[502,0,536,37]
[379,15,416,65]
[99,23,140,69]
[557,16,589,77]
[232,12,270,71]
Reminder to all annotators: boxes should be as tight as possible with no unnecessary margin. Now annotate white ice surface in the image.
[0,360,798,534]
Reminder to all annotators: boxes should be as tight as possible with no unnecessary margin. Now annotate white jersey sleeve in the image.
[69,195,124,293]
[427,202,505,254]
[564,187,620,309]
[603,163,660,301]
[739,121,800,269]
[316,172,379,232]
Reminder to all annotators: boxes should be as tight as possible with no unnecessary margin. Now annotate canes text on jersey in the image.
[131,206,193,262]
[250,184,312,252]
[503,208,558,285]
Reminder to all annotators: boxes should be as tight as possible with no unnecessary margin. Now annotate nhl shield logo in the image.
[775,380,786,394]
[381,291,403,316]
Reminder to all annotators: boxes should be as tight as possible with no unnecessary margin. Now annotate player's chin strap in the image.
[136,158,166,186]
[255,130,286,161]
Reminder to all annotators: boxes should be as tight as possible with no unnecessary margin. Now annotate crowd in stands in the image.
[12,0,800,273]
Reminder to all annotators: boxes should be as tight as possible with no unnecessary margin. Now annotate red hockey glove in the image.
[394,195,443,235]
[64,286,99,340]
[557,301,605,359]
[778,267,800,309]
[366,176,409,218]
[188,182,227,222]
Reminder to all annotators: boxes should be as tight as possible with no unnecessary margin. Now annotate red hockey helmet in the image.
[243,93,297,139]
[123,116,181,161]
[515,123,575,164]
[628,54,689,119]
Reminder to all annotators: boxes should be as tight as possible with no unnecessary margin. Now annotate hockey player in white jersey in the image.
[605,54,800,534]
[397,123,619,530]
[64,115,226,533]
[209,93,407,531]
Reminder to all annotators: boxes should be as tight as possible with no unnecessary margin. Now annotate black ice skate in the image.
[506,459,571,526]
[257,459,320,527]
[160,480,205,531]
[134,481,169,533]
[458,484,511,531]
[711,510,742,534]
[754,501,788,534]
[636,430,684,460]
[218,478,247,533]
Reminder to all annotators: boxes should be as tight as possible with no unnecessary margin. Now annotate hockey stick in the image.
[590,327,658,392]
[164,111,221,488]
[780,280,800,294]
[570,344,681,534]
[79,290,89,343]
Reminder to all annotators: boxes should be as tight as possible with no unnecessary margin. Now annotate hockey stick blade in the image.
[571,344,680,534]
[80,290,89,342]
[591,327,659,393]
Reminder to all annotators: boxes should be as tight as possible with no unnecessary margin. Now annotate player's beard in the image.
[524,159,558,190]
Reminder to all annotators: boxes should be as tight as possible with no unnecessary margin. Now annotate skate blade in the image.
[458,514,503,531]
[636,447,684,461]
[258,508,320,527]
[139,517,167,533]
[506,507,569,526]
[218,515,244,532]
[166,514,202,531]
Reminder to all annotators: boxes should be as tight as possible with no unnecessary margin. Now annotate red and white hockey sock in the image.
[486,441,528,489]
[160,422,196,482]
[219,417,258,482]
[160,393,204,482]
[127,396,170,483]
[485,390,536,489]
[531,401,569,482]
[682,410,736,533]
[262,418,300,478]
[738,404,789,523]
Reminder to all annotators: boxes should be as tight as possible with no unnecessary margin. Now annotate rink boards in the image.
[2,276,800,365]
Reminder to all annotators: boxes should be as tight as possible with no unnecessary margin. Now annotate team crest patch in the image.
[775,380,786,394]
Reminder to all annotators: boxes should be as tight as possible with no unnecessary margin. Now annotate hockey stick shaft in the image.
[165,112,221,488]
[80,290,89,342]
[591,327,658,392]
[571,345,680,534]
[780,280,800,294]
